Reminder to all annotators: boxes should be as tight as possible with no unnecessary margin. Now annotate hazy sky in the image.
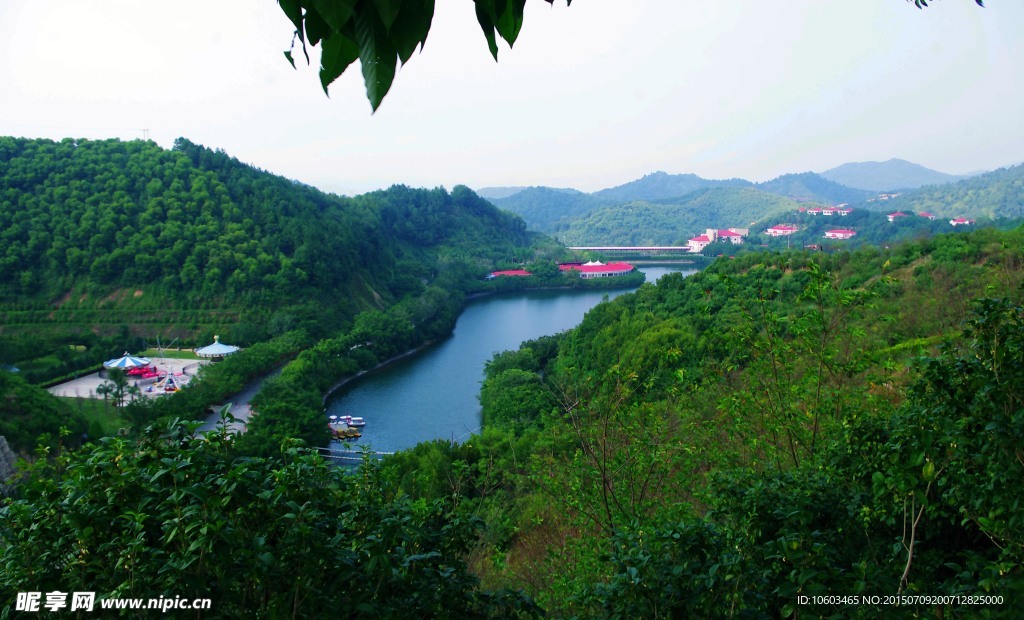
[2,1,1022,195]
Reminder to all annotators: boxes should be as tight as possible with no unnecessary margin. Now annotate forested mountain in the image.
[591,171,750,202]
[486,186,614,234]
[857,163,1024,219]
[0,137,541,373]
[560,187,801,245]
[755,171,874,204]
[821,157,970,191]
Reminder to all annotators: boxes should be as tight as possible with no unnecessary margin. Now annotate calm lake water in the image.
[325,265,696,453]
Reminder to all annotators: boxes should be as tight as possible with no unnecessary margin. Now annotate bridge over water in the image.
[317,447,394,466]
[568,245,694,257]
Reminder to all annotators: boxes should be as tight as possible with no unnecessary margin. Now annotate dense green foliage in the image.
[380,226,1024,616]
[5,222,1022,615]
[0,137,544,383]
[0,372,86,454]
[0,423,539,618]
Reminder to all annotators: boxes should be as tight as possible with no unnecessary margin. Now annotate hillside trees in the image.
[451,227,1024,612]
[0,137,545,384]
[0,422,539,617]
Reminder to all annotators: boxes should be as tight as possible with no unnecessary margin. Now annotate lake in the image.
[325,265,696,453]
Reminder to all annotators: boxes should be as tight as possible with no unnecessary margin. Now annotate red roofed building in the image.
[559,261,635,279]
[806,207,822,215]
[687,228,746,253]
[765,225,798,237]
[949,217,975,226]
[919,212,936,220]
[687,233,713,253]
[837,207,853,216]
[887,212,908,222]
[718,229,745,244]
[824,229,856,240]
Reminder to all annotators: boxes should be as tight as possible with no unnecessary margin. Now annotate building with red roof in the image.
[887,212,908,222]
[824,229,856,240]
[686,228,746,253]
[765,225,798,237]
[919,212,936,220]
[949,217,975,226]
[559,261,635,279]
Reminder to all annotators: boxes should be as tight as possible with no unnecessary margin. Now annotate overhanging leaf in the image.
[311,0,357,30]
[495,0,527,47]
[389,0,435,65]
[278,0,305,33]
[374,0,403,30]
[354,8,399,111]
[474,2,500,61]
[320,33,360,95]
[305,7,332,46]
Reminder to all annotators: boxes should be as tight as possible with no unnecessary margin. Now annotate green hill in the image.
[0,136,540,378]
[560,187,802,245]
[592,171,751,202]
[755,171,874,204]
[487,186,614,234]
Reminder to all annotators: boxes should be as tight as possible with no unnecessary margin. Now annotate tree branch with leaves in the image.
[279,0,571,111]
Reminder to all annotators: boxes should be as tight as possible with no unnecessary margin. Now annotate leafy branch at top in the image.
[911,0,984,7]
[279,0,571,112]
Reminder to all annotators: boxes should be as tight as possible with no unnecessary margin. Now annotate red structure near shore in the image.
[558,261,635,279]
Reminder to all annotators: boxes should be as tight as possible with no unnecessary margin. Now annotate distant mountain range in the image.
[819,158,972,192]
[478,158,970,206]
[478,158,1024,246]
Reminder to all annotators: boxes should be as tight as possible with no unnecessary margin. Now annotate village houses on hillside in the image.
[686,228,749,253]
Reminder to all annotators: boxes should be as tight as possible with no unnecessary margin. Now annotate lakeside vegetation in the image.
[2,136,1023,616]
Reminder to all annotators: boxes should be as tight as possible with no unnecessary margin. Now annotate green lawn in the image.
[139,348,201,360]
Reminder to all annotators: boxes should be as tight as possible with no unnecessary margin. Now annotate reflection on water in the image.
[326,265,695,453]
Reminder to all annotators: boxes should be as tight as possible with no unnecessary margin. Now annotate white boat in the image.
[348,417,365,427]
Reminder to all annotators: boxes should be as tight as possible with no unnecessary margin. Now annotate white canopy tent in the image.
[195,336,240,360]
[103,352,151,369]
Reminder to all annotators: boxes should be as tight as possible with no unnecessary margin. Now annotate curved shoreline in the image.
[325,278,649,402]
[322,341,435,403]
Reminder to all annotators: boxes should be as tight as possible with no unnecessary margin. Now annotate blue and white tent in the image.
[195,336,239,359]
[103,352,151,369]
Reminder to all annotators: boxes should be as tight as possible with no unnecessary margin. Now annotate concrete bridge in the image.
[568,245,692,256]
